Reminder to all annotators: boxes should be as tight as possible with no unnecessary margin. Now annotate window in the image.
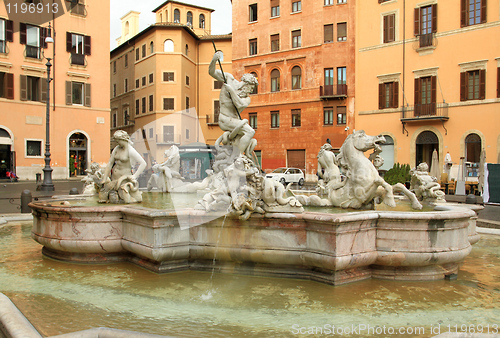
[142,44,146,58]
[337,22,347,41]
[460,69,485,101]
[379,81,399,109]
[164,39,174,52]
[163,72,174,82]
[112,112,117,128]
[149,128,153,139]
[292,30,301,48]
[21,23,44,59]
[150,41,154,54]
[185,44,189,56]
[249,4,258,22]
[163,126,174,143]
[292,1,301,12]
[174,9,180,23]
[325,0,334,5]
[124,110,129,125]
[338,0,346,3]
[135,99,139,115]
[163,98,174,110]
[249,113,257,129]
[149,95,154,112]
[214,80,223,89]
[0,19,14,54]
[271,0,280,17]
[0,72,14,99]
[149,73,154,84]
[497,67,500,98]
[124,79,128,92]
[271,34,280,52]
[113,61,116,73]
[135,78,140,88]
[67,0,86,16]
[291,66,302,90]
[72,82,84,105]
[271,111,280,128]
[324,68,334,95]
[292,109,301,127]
[142,97,146,113]
[461,0,486,27]
[65,81,90,106]
[20,75,45,102]
[324,108,334,125]
[26,140,42,157]
[199,14,205,28]
[337,106,347,125]
[249,38,257,55]
[67,32,90,65]
[251,72,258,94]
[337,67,347,94]
[142,76,146,86]
[124,54,128,67]
[214,100,220,122]
[187,11,193,27]
[324,24,333,43]
[414,4,436,47]
[185,96,190,110]
[135,48,139,61]
[271,69,280,92]
[186,129,190,139]
[383,14,395,43]
[465,133,481,163]
[186,75,190,86]
[414,76,436,116]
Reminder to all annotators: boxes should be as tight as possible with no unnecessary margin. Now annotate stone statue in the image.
[410,162,446,202]
[99,130,146,204]
[316,143,342,195]
[295,130,422,210]
[81,162,107,195]
[147,145,183,192]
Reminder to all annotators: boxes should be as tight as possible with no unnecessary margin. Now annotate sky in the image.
[109,0,233,50]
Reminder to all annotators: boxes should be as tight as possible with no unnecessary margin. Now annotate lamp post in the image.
[40,23,54,192]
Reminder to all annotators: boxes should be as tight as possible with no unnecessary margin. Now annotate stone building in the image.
[0,1,110,180]
[231,0,356,179]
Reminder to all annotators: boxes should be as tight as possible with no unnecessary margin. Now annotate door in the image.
[69,133,88,176]
[415,131,438,167]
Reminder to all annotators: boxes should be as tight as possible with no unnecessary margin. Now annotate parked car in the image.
[266,167,305,186]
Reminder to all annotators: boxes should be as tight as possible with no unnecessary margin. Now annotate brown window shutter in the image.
[20,23,26,45]
[481,0,487,23]
[6,73,14,99]
[40,77,47,103]
[85,83,91,107]
[497,67,500,98]
[392,81,399,108]
[479,69,486,100]
[40,27,48,49]
[66,32,72,52]
[379,83,384,109]
[66,81,72,105]
[414,8,420,35]
[6,20,13,42]
[460,0,467,27]
[414,77,420,105]
[460,72,467,101]
[432,4,437,33]
[431,76,437,103]
[389,15,395,42]
[383,15,388,43]
[20,75,27,101]
[84,35,91,55]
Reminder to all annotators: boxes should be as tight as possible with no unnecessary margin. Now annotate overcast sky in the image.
[109,0,233,50]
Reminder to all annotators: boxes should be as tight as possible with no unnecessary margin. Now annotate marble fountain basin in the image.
[29,198,480,286]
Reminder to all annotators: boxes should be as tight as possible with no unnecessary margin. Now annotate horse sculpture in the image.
[296,130,422,210]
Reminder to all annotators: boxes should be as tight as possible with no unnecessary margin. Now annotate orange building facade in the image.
[355,0,500,178]
[0,1,110,180]
[231,0,356,179]
[111,1,231,173]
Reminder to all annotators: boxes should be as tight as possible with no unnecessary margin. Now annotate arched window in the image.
[199,14,205,28]
[291,66,302,90]
[187,11,193,27]
[465,133,481,163]
[164,39,174,52]
[251,72,258,94]
[125,21,129,35]
[379,135,395,171]
[271,69,280,92]
[174,9,180,23]
[150,41,154,54]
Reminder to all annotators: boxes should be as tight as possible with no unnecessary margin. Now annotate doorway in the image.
[415,131,438,166]
[69,133,88,176]
[0,128,13,178]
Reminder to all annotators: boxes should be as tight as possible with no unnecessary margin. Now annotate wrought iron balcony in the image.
[401,102,449,122]
[25,45,41,59]
[70,53,86,66]
[320,84,347,99]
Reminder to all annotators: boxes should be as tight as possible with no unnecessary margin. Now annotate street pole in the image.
[40,56,54,191]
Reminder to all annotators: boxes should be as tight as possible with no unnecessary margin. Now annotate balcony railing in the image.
[71,53,86,66]
[401,102,449,121]
[320,84,348,99]
[25,45,41,59]
[419,33,434,48]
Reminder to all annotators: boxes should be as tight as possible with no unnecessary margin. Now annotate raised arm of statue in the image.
[209,51,227,83]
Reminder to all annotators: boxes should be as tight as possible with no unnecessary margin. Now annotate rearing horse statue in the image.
[296,130,422,210]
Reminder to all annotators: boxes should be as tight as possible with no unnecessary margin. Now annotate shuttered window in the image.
[461,0,487,27]
[337,23,347,41]
[414,4,437,35]
[271,34,280,52]
[460,69,486,101]
[383,14,395,43]
[324,24,333,43]
[0,72,14,99]
[65,81,91,106]
[292,30,301,48]
[163,98,174,110]
[378,81,399,109]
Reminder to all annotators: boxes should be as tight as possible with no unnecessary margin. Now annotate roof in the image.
[152,0,215,13]
[200,33,232,40]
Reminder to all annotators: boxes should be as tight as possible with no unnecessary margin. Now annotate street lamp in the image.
[40,23,54,192]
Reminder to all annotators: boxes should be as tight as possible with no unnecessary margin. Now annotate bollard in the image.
[21,190,32,213]
[69,188,79,195]
[465,194,477,204]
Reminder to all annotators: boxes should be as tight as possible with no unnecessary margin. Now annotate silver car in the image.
[266,167,305,186]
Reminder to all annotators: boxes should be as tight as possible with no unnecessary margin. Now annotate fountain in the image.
[29,51,481,287]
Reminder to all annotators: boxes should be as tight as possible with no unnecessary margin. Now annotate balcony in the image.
[71,53,86,66]
[68,2,86,16]
[206,114,219,126]
[419,33,434,48]
[320,84,347,100]
[25,45,41,59]
[401,102,449,122]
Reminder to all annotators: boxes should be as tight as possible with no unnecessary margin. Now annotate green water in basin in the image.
[0,222,498,337]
